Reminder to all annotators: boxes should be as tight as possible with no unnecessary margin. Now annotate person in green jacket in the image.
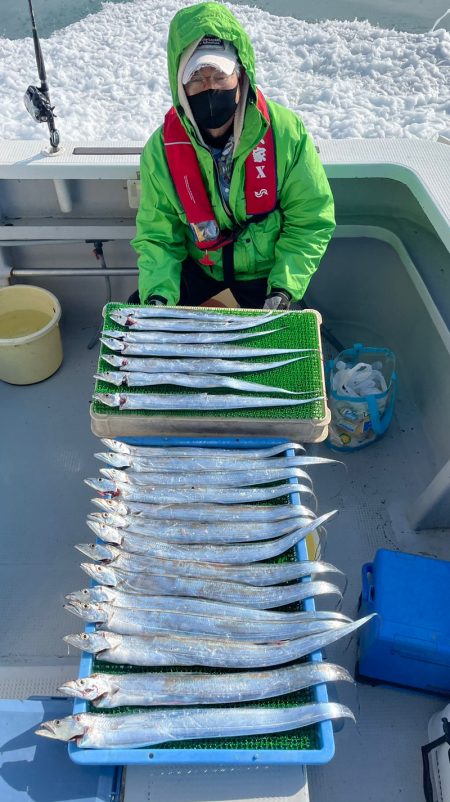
[130,2,335,310]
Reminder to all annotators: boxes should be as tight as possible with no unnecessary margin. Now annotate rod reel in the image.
[24,0,60,152]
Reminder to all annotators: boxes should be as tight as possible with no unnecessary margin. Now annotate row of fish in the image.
[37,703,355,749]
[95,392,324,410]
[39,438,368,749]
[79,511,332,566]
[66,587,351,641]
[95,306,322,411]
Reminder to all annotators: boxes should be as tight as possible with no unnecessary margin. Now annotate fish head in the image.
[88,512,128,528]
[102,354,124,367]
[109,311,130,326]
[80,562,118,585]
[94,373,123,388]
[100,337,125,351]
[66,586,111,604]
[93,393,122,408]
[58,675,104,701]
[91,497,125,514]
[99,467,128,483]
[86,520,122,545]
[101,439,130,454]
[108,373,126,387]
[64,630,119,654]
[35,714,86,742]
[107,331,127,341]
[59,673,117,702]
[65,588,97,603]
[84,478,118,496]
[75,542,118,561]
[64,600,106,622]
[94,452,129,468]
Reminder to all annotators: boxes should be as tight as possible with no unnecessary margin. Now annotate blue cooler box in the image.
[358,549,450,693]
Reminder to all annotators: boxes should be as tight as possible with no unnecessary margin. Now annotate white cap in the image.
[182,36,237,85]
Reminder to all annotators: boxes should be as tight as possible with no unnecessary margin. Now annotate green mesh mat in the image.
[92,305,326,421]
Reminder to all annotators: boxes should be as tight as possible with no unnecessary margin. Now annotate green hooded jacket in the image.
[131,2,336,305]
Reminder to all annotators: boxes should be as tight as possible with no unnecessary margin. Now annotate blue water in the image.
[0,0,135,39]
[1,0,448,39]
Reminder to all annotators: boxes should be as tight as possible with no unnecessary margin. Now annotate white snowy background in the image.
[0,0,449,141]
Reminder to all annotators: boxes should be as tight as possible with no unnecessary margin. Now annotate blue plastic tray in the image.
[69,436,334,766]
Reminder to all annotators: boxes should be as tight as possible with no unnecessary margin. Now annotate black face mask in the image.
[188,87,238,131]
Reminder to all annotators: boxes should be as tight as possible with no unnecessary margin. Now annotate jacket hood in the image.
[167,3,257,107]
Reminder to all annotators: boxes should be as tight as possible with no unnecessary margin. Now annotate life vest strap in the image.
[163,89,277,251]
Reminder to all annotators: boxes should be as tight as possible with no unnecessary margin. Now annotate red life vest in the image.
[163,89,277,261]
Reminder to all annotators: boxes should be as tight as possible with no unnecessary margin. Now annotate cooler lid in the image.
[373,549,450,630]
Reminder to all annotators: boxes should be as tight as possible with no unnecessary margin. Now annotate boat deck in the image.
[1,274,449,801]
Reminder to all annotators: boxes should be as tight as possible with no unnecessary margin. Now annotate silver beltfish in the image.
[68,571,342,610]
[94,453,333,472]
[109,308,288,327]
[77,509,334,565]
[59,662,353,708]
[101,439,306,458]
[86,513,316,544]
[105,328,283,344]
[66,588,351,625]
[81,549,343,585]
[36,702,354,747]
[87,517,317,555]
[64,599,345,637]
[93,391,324,411]
[102,354,311,374]
[100,339,317,359]
[80,557,345,589]
[96,371,313,395]
[85,479,316,506]
[64,615,374,668]
[91,498,311,522]
[99,466,312,488]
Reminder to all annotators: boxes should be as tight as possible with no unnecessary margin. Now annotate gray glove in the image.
[145,295,167,306]
[263,290,291,310]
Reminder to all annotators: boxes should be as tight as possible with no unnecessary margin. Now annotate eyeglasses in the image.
[185,70,238,95]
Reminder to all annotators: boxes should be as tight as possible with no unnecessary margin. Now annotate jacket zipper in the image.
[210,156,237,276]
[212,156,233,220]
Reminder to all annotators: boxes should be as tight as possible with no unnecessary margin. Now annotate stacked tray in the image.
[90,306,330,441]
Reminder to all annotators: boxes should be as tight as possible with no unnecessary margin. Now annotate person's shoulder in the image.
[265,98,308,138]
[139,123,172,177]
[141,124,165,163]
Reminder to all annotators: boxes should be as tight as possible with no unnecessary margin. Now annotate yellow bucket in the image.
[0,285,63,384]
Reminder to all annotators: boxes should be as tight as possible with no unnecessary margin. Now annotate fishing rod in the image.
[23,0,60,152]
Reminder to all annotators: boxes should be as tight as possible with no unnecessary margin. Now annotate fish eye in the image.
[79,679,85,685]
[83,604,89,609]
[82,634,88,640]
[82,589,88,595]
[55,719,61,725]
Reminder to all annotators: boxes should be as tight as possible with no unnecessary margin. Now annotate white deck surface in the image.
[124,764,309,802]
[1,273,449,802]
